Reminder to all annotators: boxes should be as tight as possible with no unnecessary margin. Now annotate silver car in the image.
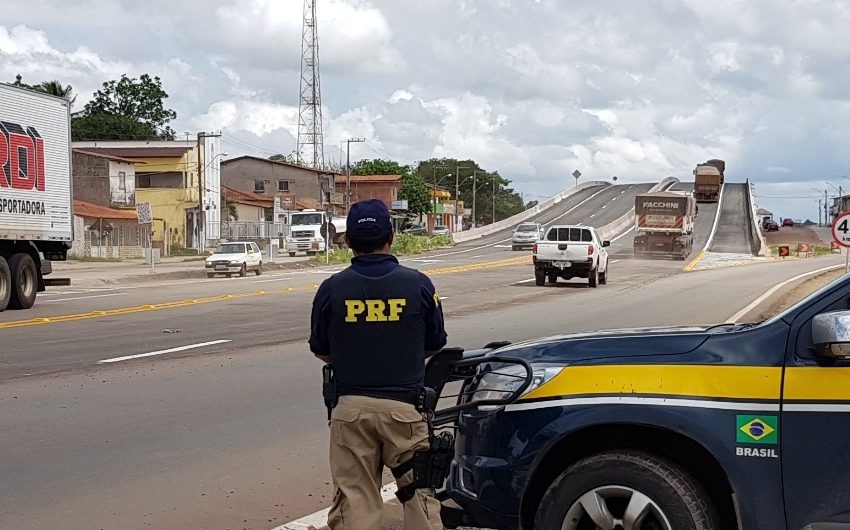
[511,222,544,250]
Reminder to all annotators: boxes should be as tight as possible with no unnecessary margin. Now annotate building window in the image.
[278,180,291,192]
[254,180,265,193]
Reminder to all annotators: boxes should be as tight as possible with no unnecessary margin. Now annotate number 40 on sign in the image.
[831,212,850,272]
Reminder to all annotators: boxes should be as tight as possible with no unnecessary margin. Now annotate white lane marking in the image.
[611,227,634,242]
[726,264,844,323]
[43,293,127,303]
[254,277,293,283]
[97,340,233,364]
[275,482,398,530]
[506,396,780,413]
[702,183,726,252]
[468,255,485,259]
[610,259,621,264]
[494,245,512,248]
[516,278,536,284]
[589,214,596,218]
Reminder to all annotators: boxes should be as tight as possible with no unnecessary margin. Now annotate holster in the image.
[322,364,338,421]
[392,431,455,503]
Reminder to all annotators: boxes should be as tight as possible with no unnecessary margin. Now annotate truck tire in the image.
[589,267,599,288]
[8,253,38,310]
[535,269,545,286]
[600,266,608,285]
[289,252,296,258]
[0,257,11,312]
[534,451,719,530]
[255,262,263,276]
[239,263,247,277]
[547,272,557,285]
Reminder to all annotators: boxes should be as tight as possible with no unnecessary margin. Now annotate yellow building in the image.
[72,141,204,252]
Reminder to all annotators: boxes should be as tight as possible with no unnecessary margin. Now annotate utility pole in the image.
[197,132,206,254]
[345,138,365,213]
[492,177,496,224]
[472,170,477,229]
[455,165,472,233]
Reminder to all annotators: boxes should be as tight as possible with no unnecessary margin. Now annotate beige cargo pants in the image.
[328,395,443,530]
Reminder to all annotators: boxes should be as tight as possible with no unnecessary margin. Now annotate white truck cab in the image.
[284,209,347,256]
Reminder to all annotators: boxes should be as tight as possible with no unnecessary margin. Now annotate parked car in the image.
[433,225,450,236]
[205,242,263,278]
[511,222,544,250]
[782,218,795,227]
[764,220,779,232]
[402,223,427,236]
[532,225,610,287]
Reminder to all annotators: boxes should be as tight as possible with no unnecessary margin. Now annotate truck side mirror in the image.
[812,311,850,358]
[602,240,611,247]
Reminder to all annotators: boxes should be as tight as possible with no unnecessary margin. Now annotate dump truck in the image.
[0,83,73,311]
[633,191,696,260]
[694,158,725,202]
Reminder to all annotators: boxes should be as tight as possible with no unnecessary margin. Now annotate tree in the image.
[269,153,297,163]
[398,173,431,218]
[11,76,76,105]
[353,158,409,176]
[72,74,177,141]
[221,193,238,221]
[526,200,539,210]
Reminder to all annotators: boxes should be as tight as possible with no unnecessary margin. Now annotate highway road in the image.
[710,183,755,254]
[0,180,833,530]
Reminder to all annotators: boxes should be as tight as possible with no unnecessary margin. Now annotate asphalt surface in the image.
[709,182,755,254]
[1,179,816,530]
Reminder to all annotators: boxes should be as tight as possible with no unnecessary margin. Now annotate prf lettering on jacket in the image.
[345,299,406,322]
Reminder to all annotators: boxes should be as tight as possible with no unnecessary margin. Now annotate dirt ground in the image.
[755,268,845,321]
[764,226,831,247]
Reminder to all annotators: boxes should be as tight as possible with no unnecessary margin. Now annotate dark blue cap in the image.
[346,199,392,242]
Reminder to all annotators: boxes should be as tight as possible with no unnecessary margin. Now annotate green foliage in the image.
[398,173,432,216]
[413,158,525,225]
[353,158,409,176]
[309,234,452,264]
[269,153,296,163]
[72,74,177,141]
[11,75,76,105]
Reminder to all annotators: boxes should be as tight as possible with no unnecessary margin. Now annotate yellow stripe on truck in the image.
[784,367,850,401]
[522,365,783,401]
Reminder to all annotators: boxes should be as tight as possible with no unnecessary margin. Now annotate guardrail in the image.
[745,179,769,257]
[596,177,679,241]
[453,180,610,243]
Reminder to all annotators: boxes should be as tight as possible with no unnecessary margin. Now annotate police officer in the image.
[309,199,447,530]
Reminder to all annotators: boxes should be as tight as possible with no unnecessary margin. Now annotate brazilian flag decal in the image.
[736,415,778,445]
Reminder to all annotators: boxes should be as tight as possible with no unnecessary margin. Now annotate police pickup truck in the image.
[428,271,850,530]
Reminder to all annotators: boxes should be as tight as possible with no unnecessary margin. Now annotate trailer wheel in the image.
[0,257,11,312]
[535,269,545,286]
[8,253,37,309]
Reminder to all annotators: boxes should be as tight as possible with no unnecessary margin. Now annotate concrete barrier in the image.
[596,177,680,241]
[452,180,610,243]
[745,179,769,257]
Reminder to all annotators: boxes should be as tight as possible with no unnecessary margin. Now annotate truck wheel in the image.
[0,257,11,312]
[512,245,519,251]
[289,252,296,258]
[535,269,545,286]
[589,267,599,288]
[206,273,215,278]
[8,253,38,309]
[547,273,557,285]
[600,267,608,285]
[534,451,719,530]
[239,263,248,277]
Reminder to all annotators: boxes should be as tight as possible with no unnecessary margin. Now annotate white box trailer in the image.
[0,83,73,311]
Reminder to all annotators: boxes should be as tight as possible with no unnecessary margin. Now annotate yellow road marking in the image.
[0,256,530,330]
[684,250,706,272]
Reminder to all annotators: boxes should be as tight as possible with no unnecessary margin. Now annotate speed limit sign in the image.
[832,212,850,248]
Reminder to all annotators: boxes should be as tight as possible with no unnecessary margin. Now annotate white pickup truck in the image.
[532,225,610,287]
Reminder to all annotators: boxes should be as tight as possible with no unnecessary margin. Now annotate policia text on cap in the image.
[309,199,449,530]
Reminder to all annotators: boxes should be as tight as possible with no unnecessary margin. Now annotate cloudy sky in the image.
[3,0,850,221]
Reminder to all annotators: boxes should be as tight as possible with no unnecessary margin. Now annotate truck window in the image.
[546,228,593,241]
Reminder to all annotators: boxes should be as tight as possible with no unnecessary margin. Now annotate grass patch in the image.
[309,234,453,264]
[68,256,122,263]
[169,247,206,257]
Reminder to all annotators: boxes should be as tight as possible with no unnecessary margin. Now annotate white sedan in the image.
[205,242,263,278]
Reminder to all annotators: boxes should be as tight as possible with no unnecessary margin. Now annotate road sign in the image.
[831,212,850,248]
[572,170,582,179]
[136,202,153,224]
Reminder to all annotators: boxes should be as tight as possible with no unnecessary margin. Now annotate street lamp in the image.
[810,187,827,226]
[198,151,229,254]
